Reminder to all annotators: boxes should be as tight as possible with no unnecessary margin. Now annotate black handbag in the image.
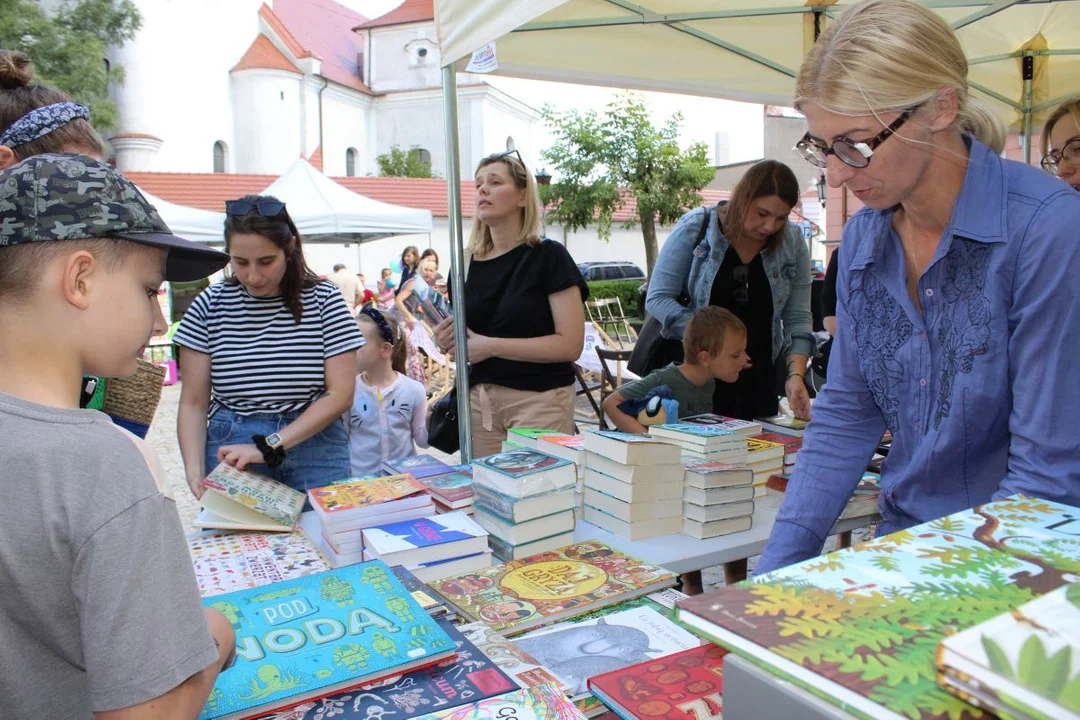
[427,387,460,454]
[628,205,715,376]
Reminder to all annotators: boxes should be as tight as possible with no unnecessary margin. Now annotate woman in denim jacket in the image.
[646,160,815,420]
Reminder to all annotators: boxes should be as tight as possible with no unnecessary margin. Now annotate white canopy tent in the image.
[433,0,1080,459]
[138,188,226,245]
[259,158,433,243]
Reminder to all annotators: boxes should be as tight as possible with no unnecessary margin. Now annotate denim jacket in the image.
[645,205,815,362]
[756,138,1080,575]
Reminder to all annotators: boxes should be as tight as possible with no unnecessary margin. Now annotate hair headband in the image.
[360,306,398,345]
[0,102,90,149]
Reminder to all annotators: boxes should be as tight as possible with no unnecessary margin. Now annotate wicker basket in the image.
[102,359,167,427]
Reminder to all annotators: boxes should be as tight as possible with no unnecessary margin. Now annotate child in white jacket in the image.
[346,307,429,476]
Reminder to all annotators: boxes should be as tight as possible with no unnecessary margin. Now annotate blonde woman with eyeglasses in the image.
[757,0,1080,574]
[433,150,588,456]
[1041,98,1080,192]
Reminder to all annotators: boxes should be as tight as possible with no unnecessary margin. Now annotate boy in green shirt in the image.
[603,307,750,434]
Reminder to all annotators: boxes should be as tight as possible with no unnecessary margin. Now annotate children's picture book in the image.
[513,605,701,696]
[458,621,570,693]
[681,413,763,435]
[412,684,589,720]
[936,582,1080,719]
[415,471,475,508]
[382,454,455,480]
[187,530,329,597]
[361,512,489,567]
[472,450,576,498]
[432,541,676,636]
[582,430,682,466]
[193,462,306,532]
[309,474,429,524]
[588,643,728,720]
[260,619,516,720]
[675,497,1080,720]
[199,561,457,720]
[389,564,453,618]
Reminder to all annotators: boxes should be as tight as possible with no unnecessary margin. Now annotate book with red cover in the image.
[754,432,802,462]
[588,644,727,719]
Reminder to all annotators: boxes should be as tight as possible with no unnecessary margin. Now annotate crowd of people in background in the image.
[3,0,1080,713]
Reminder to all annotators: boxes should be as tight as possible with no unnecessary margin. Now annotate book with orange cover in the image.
[308,474,431,530]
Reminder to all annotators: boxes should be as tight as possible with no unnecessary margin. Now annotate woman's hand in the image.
[466,330,498,364]
[434,316,456,354]
[785,377,812,421]
[217,444,265,471]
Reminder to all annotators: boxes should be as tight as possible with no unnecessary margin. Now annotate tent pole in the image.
[1022,55,1034,165]
[441,64,473,462]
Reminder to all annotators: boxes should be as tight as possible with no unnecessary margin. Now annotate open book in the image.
[192,462,305,532]
[404,286,451,326]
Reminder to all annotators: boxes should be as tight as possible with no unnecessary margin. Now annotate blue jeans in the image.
[205,407,351,500]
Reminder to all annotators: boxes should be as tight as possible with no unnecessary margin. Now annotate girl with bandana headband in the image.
[0,50,105,169]
[346,307,430,476]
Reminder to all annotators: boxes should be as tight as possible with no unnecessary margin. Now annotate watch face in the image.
[265,433,283,448]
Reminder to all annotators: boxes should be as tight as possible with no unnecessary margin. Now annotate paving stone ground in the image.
[150,381,867,590]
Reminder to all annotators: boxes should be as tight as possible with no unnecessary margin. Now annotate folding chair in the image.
[585,297,638,350]
[595,347,633,429]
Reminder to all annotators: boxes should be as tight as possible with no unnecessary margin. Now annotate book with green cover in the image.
[675,496,1080,720]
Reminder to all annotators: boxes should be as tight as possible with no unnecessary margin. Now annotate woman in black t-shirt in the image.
[434,150,588,456]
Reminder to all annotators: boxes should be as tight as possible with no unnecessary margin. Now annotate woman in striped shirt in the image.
[175,196,364,498]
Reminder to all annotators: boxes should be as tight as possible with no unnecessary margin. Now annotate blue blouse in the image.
[757,138,1080,574]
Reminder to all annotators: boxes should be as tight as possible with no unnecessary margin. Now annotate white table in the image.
[573,493,878,576]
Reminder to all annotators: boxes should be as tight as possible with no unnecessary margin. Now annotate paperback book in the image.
[675,497,1080,720]
[582,430,681,466]
[432,541,676,636]
[507,427,567,449]
[199,562,456,720]
[381,454,455,480]
[361,512,489,567]
[755,413,807,437]
[309,474,430,527]
[261,619,516,720]
[415,471,475,509]
[187,530,328,597]
[194,462,305,532]
[537,434,586,465]
[681,413,762,435]
[472,449,576,498]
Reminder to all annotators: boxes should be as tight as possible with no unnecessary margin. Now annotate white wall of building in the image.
[367,25,442,93]
[110,0,263,172]
[320,85,374,177]
[231,70,306,174]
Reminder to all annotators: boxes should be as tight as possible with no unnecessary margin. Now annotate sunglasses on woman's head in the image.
[225,199,287,217]
[794,105,920,169]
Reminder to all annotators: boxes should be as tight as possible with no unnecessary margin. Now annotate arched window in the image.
[213,141,227,173]
[409,147,431,171]
[346,147,358,177]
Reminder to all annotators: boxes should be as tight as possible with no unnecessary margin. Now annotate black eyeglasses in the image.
[733,264,750,306]
[360,306,394,345]
[225,199,287,217]
[1041,136,1080,174]
[795,106,919,169]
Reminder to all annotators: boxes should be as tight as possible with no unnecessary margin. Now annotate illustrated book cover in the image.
[260,619,516,720]
[471,449,576,499]
[431,541,676,636]
[194,461,305,532]
[415,471,475,507]
[588,643,727,720]
[458,621,570,693]
[937,582,1080,719]
[675,497,1080,720]
[389,564,453,618]
[681,413,762,435]
[187,530,328,597]
[412,684,589,720]
[361,512,489,567]
[199,561,457,720]
[512,605,701,697]
[309,474,429,521]
[382,454,455,480]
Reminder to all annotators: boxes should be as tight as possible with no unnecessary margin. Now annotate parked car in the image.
[577,261,646,282]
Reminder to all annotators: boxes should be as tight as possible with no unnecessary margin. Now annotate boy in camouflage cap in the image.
[0,153,236,718]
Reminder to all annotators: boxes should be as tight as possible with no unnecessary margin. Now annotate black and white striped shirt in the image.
[174,280,364,417]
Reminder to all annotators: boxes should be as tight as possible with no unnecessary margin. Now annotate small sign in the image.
[466,43,498,73]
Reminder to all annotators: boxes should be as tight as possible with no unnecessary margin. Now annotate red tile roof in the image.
[355,0,433,29]
[232,34,302,74]
[273,0,371,93]
[308,145,324,171]
[258,4,313,59]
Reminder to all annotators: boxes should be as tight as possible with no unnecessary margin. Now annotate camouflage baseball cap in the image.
[0,153,229,282]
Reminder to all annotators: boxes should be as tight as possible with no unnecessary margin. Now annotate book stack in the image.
[682,461,755,539]
[470,449,577,562]
[381,453,454,480]
[361,511,492,583]
[647,422,748,465]
[413,469,475,515]
[506,427,567,449]
[580,430,684,540]
[745,435,785,496]
[682,412,763,436]
[756,431,802,472]
[305,474,435,567]
[766,470,881,520]
[537,433,587,516]
[755,413,807,437]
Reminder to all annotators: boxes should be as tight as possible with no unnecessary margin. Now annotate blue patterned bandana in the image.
[0,102,90,148]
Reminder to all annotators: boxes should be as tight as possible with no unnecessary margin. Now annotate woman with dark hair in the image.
[175,195,364,498]
[396,245,420,295]
[646,160,815,420]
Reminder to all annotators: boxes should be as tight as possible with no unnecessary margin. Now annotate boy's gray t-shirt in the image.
[617,362,715,418]
[0,392,218,717]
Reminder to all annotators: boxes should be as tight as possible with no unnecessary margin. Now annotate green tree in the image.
[376,145,435,178]
[0,0,141,132]
[540,93,714,274]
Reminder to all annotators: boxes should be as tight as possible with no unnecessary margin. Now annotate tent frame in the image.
[439,0,1080,458]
